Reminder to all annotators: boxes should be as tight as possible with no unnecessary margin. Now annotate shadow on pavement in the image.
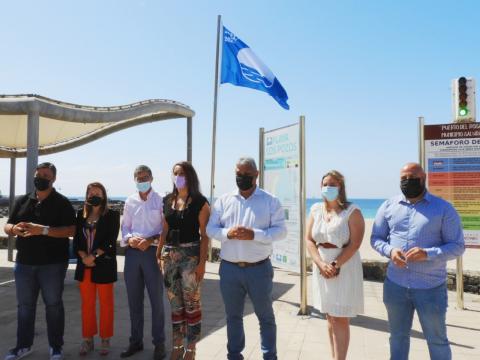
[0,264,294,358]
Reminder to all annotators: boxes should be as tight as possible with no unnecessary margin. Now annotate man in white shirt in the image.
[207,157,287,360]
[120,165,166,360]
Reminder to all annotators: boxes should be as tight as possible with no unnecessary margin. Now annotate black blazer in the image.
[73,208,120,284]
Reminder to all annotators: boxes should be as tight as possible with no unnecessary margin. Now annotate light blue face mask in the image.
[136,181,151,193]
[321,186,339,202]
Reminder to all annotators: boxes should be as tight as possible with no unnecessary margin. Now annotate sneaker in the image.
[49,348,63,360]
[4,347,32,360]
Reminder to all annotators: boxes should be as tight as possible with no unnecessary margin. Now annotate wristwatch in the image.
[42,226,50,236]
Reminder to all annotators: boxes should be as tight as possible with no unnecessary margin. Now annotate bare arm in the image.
[156,217,169,261]
[198,203,211,265]
[334,209,365,267]
[306,215,323,267]
[305,214,336,278]
[20,223,75,238]
[4,222,27,237]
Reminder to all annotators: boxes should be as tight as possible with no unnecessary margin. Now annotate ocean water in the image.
[307,198,385,219]
[70,196,385,219]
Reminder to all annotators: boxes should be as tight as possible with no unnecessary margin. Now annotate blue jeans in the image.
[14,262,68,349]
[124,246,165,346]
[383,277,451,360]
[219,259,277,360]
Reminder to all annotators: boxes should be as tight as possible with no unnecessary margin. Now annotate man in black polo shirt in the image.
[3,162,76,360]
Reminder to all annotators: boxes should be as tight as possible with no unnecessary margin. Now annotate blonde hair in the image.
[321,170,349,210]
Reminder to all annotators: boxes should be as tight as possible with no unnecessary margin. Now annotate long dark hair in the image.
[169,161,202,203]
[83,182,109,218]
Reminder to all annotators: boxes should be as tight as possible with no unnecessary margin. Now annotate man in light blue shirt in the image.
[207,157,287,360]
[371,163,464,360]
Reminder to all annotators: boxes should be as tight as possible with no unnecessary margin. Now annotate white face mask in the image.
[321,186,339,201]
[136,181,151,193]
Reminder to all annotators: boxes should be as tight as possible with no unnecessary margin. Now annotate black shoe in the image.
[153,344,166,360]
[120,343,143,358]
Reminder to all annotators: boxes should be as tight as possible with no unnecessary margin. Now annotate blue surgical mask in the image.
[136,181,151,193]
[322,186,339,202]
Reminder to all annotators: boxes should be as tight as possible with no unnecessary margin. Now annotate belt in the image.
[222,257,269,268]
[317,242,348,249]
[164,241,200,249]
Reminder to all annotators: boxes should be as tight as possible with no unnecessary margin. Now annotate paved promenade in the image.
[0,251,479,359]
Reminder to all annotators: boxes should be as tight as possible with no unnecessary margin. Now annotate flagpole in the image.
[209,14,222,262]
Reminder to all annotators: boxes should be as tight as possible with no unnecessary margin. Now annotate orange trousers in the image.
[79,268,114,339]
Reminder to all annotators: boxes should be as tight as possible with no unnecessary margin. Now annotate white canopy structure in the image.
[0,94,195,261]
[0,94,194,157]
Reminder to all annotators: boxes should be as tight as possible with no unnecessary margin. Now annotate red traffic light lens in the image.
[459,77,467,85]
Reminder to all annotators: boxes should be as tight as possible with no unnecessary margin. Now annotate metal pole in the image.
[418,116,425,168]
[259,127,265,188]
[26,110,40,193]
[456,257,465,309]
[208,14,222,262]
[298,115,309,315]
[8,157,16,262]
[187,117,192,163]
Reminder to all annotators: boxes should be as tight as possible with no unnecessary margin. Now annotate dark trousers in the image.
[124,246,165,346]
[14,262,68,349]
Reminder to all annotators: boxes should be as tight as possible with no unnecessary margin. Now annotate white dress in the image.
[311,202,364,317]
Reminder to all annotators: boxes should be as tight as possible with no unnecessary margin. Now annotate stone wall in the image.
[361,260,480,295]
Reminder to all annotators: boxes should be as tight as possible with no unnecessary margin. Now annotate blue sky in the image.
[0,0,479,199]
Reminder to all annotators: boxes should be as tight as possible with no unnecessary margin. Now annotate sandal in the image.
[170,344,184,360]
[99,338,110,356]
[184,347,196,360]
[79,339,94,356]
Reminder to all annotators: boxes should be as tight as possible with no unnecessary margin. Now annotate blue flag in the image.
[221,26,289,110]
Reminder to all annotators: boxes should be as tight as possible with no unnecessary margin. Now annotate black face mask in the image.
[400,178,425,198]
[87,196,103,207]
[236,175,254,191]
[33,177,50,191]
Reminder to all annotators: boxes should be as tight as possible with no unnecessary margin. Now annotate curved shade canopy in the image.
[0,94,195,158]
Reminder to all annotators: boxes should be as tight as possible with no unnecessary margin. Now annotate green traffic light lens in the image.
[459,108,469,116]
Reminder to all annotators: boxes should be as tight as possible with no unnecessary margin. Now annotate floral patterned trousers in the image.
[162,245,202,345]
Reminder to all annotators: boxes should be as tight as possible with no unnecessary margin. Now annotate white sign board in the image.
[263,124,301,272]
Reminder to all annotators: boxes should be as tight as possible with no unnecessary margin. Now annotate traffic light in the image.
[452,77,476,122]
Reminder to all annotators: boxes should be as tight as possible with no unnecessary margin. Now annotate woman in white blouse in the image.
[306,170,365,360]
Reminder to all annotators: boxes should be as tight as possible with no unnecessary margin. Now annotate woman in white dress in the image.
[306,170,365,360]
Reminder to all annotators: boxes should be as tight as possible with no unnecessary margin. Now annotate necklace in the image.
[324,204,340,223]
